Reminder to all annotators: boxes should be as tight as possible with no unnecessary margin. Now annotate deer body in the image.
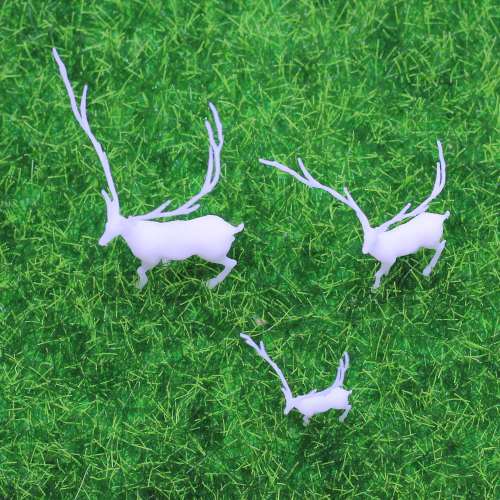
[110,215,244,288]
[260,141,449,290]
[54,48,243,290]
[240,333,352,426]
[286,387,352,426]
[367,212,448,259]
[364,211,450,288]
[117,216,243,263]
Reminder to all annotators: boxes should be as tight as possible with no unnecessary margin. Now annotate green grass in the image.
[0,0,498,497]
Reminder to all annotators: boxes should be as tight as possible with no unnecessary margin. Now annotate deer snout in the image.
[99,230,114,246]
[98,235,110,246]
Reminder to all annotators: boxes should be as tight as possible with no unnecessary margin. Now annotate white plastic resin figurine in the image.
[240,333,352,425]
[259,141,449,290]
[53,48,243,289]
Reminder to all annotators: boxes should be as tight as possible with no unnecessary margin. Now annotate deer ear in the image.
[101,189,119,218]
[101,189,111,205]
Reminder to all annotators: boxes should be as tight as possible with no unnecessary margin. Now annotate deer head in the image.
[99,196,125,245]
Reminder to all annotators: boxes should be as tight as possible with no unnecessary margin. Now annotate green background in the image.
[0,0,498,497]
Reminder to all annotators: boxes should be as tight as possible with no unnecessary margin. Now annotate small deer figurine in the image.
[259,141,449,290]
[53,48,243,290]
[240,333,352,426]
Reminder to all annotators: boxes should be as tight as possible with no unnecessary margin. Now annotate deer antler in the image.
[259,157,349,204]
[240,333,293,398]
[135,103,223,221]
[330,351,349,389]
[377,141,446,231]
[53,48,119,212]
[259,157,371,231]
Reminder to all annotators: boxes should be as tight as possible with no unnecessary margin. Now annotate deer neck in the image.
[361,223,379,255]
[117,216,144,243]
[364,225,395,261]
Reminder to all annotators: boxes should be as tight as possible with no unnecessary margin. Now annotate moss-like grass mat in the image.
[0,0,498,497]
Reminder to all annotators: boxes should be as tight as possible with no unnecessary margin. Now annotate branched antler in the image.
[54,47,224,222]
[135,103,223,220]
[331,351,349,389]
[259,157,348,204]
[378,140,446,230]
[259,157,371,231]
[53,48,119,211]
[240,333,293,397]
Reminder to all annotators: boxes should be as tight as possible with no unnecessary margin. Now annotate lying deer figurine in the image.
[259,141,449,290]
[53,48,243,289]
[240,333,352,425]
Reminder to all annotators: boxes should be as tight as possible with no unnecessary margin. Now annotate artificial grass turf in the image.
[0,0,498,497]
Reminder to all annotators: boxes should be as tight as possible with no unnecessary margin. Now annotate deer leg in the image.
[339,405,351,422]
[206,257,237,289]
[423,240,446,277]
[137,260,158,290]
[372,260,395,291]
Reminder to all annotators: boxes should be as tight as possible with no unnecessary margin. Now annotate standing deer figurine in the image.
[259,142,449,290]
[240,333,352,426]
[53,48,243,290]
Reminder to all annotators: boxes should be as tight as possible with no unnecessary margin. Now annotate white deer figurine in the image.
[53,48,244,290]
[259,141,449,290]
[240,333,352,426]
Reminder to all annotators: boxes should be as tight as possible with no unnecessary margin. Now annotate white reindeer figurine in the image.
[53,48,243,290]
[240,333,352,426]
[259,141,449,290]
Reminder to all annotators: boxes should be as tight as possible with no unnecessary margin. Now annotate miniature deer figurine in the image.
[259,141,449,290]
[240,333,352,425]
[53,48,243,290]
